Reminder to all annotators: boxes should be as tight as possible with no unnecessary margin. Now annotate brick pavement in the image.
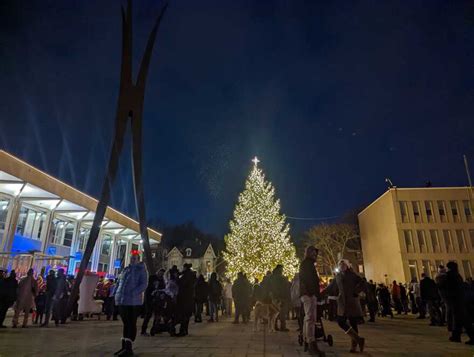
[0,313,472,356]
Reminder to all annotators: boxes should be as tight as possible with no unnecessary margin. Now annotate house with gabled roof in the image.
[166,239,217,278]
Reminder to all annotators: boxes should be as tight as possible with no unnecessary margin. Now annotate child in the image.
[34,291,46,325]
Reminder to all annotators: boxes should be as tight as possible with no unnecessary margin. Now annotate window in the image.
[0,198,10,230]
[15,205,46,240]
[443,230,454,253]
[470,230,474,250]
[408,260,419,282]
[463,200,473,222]
[417,230,428,252]
[430,230,441,253]
[455,230,468,253]
[424,201,434,222]
[450,201,460,222]
[412,201,421,222]
[0,197,10,243]
[421,260,432,278]
[186,248,192,257]
[437,201,447,222]
[404,230,414,253]
[49,218,74,247]
[101,234,112,256]
[399,201,409,222]
[462,260,473,279]
[77,227,90,251]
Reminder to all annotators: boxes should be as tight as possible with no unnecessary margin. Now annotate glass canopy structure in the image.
[0,150,161,277]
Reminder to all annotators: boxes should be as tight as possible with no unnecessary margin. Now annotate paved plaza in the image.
[0,314,472,356]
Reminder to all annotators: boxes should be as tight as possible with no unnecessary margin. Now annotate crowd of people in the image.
[1,252,473,356]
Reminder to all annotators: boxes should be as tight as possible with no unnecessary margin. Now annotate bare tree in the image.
[304,223,359,274]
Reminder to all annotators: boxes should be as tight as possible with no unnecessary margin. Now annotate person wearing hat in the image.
[114,253,148,356]
[324,259,365,353]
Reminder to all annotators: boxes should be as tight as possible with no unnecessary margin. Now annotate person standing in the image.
[437,261,474,344]
[290,273,301,321]
[114,254,148,356]
[391,280,402,315]
[0,270,18,328]
[366,280,378,322]
[208,272,222,322]
[194,274,208,323]
[12,268,38,328]
[399,283,409,315]
[420,273,442,326]
[324,259,365,353]
[176,263,195,337]
[141,273,158,336]
[269,264,291,331]
[223,279,233,317]
[41,270,57,327]
[299,246,324,356]
[232,272,252,324]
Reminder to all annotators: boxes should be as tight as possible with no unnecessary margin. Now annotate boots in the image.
[346,327,365,353]
[308,341,325,356]
[117,338,134,356]
[113,338,125,355]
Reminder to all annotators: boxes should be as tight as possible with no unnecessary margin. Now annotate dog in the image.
[253,299,281,332]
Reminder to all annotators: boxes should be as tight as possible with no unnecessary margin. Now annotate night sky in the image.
[1,0,473,236]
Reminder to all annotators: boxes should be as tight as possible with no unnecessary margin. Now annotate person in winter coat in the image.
[12,268,38,328]
[223,279,233,317]
[377,284,393,318]
[366,280,378,322]
[141,273,159,336]
[324,259,365,353]
[437,261,474,344]
[269,264,291,331]
[399,283,409,314]
[0,270,18,327]
[420,273,442,326]
[194,275,208,323]
[299,246,324,356]
[176,263,196,337]
[232,272,252,324]
[114,254,148,356]
[52,269,69,325]
[208,273,222,322]
[41,270,57,327]
[391,280,402,314]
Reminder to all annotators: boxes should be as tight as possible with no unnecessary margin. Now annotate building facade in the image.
[358,187,474,284]
[166,242,217,278]
[0,150,161,277]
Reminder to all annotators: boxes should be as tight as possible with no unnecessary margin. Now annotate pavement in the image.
[0,313,473,356]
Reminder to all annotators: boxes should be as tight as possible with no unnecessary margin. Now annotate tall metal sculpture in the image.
[67,0,168,314]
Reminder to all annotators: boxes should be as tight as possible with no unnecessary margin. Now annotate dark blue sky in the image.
[1,0,473,236]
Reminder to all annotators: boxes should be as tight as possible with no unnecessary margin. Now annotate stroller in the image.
[298,299,334,350]
[150,289,175,336]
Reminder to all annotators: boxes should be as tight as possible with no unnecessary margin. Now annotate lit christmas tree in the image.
[223,157,299,282]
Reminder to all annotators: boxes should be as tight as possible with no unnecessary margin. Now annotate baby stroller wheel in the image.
[298,334,303,346]
[327,334,333,346]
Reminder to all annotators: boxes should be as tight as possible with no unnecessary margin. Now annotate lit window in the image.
[101,234,112,255]
[422,260,432,278]
[462,260,473,279]
[186,248,192,257]
[470,230,474,250]
[408,260,419,282]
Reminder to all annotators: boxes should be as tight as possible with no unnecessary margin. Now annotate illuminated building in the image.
[359,187,474,283]
[0,150,161,276]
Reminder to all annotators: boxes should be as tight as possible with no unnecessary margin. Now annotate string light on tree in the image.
[223,156,299,282]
